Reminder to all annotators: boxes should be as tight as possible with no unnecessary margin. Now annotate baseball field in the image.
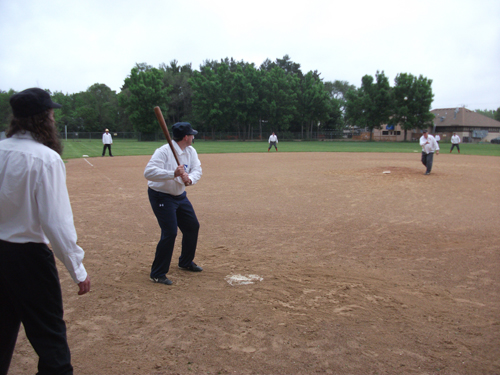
[8,146,500,374]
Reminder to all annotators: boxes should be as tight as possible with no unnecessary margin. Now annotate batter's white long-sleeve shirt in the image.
[419,134,440,154]
[102,132,113,144]
[0,132,87,283]
[144,141,202,196]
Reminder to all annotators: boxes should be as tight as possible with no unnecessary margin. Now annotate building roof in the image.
[432,107,500,129]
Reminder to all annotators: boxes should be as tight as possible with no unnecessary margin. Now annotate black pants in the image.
[148,188,200,278]
[268,141,277,150]
[450,144,460,152]
[0,240,73,375]
[102,144,112,156]
[421,152,434,174]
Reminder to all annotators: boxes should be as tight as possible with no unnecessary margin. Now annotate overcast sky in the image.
[1,0,499,110]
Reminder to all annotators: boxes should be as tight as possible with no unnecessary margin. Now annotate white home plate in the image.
[225,274,263,286]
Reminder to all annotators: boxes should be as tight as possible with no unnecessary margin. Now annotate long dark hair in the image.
[6,109,63,155]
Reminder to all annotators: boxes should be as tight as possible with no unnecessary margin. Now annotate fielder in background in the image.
[434,133,441,143]
[268,132,278,152]
[450,132,461,153]
[0,88,91,375]
[144,122,203,286]
[419,129,440,175]
[102,128,113,156]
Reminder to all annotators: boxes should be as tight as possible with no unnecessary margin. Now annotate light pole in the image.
[259,119,268,140]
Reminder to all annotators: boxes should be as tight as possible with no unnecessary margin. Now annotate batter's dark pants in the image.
[148,188,200,278]
[102,144,112,156]
[0,240,73,375]
[421,152,434,174]
[450,144,460,152]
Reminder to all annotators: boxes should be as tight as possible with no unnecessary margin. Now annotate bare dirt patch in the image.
[9,152,500,375]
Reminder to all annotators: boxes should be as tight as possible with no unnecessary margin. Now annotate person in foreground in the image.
[144,122,203,286]
[0,88,91,375]
[419,129,440,175]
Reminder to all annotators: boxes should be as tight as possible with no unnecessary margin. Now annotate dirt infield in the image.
[9,152,500,375]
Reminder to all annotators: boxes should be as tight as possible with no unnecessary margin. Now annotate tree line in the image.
[4,54,493,140]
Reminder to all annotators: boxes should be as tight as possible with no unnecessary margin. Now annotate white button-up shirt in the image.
[144,141,202,196]
[451,135,461,144]
[269,134,278,143]
[0,132,87,283]
[419,134,440,154]
[102,132,113,144]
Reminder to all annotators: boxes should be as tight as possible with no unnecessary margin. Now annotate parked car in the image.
[491,136,500,144]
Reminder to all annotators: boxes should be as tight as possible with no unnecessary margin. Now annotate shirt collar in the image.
[173,141,185,155]
[12,131,35,140]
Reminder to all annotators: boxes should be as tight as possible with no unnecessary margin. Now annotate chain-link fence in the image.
[60,129,366,142]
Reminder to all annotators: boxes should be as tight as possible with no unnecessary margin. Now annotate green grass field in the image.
[62,139,500,159]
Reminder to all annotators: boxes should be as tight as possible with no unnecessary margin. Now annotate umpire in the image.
[144,122,203,285]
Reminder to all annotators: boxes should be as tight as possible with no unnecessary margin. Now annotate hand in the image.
[436,150,439,155]
[78,276,91,295]
[174,165,185,178]
[181,172,192,185]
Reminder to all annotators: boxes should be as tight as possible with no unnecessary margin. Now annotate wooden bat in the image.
[154,106,190,186]
[154,106,181,166]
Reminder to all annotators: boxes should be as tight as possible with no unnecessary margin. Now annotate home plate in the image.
[225,274,263,286]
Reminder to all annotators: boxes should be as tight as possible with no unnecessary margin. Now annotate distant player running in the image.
[268,132,278,152]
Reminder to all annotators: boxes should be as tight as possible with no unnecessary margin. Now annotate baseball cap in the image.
[10,88,62,118]
[172,122,198,138]
[422,129,428,133]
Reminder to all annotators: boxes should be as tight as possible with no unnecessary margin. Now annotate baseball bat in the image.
[154,106,181,166]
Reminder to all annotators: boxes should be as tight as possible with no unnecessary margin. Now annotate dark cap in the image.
[10,88,62,118]
[422,129,428,133]
[172,122,198,138]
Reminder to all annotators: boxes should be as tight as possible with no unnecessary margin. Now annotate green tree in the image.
[393,73,434,139]
[297,71,331,138]
[190,64,231,136]
[474,109,495,119]
[495,108,500,122]
[119,63,170,134]
[261,66,298,133]
[346,71,393,140]
[0,89,16,131]
[324,80,356,128]
[229,65,258,139]
[160,60,194,124]
[260,55,303,78]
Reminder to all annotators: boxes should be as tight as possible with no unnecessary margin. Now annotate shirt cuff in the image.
[72,263,88,283]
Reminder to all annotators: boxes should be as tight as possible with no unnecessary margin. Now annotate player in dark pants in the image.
[144,122,203,285]
[419,129,440,175]
[148,188,200,278]
[268,132,278,152]
[0,88,91,375]
[102,129,113,156]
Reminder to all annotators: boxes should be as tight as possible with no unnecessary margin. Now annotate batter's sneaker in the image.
[150,276,173,285]
[179,262,203,272]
